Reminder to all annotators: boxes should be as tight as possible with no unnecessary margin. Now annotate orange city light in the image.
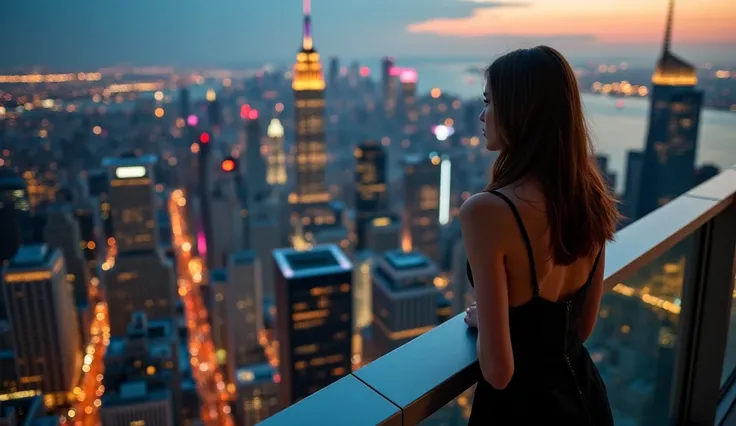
[221,159,236,172]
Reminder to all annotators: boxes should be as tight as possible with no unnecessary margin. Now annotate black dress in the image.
[466,190,614,426]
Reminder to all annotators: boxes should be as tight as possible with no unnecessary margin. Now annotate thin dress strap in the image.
[488,190,540,295]
[582,246,604,289]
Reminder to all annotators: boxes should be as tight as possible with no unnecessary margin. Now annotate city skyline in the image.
[2,0,735,69]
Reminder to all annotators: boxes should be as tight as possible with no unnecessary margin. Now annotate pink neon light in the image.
[389,66,402,77]
[248,109,259,120]
[359,66,370,77]
[239,104,251,120]
[187,114,198,126]
[400,68,418,84]
[197,229,207,258]
[303,0,311,15]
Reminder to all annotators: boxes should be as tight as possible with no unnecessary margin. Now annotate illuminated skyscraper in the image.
[403,154,443,262]
[225,251,265,376]
[292,0,329,206]
[102,313,181,426]
[364,215,402,254]
[2,245,80,405]
[44,204,90,307]
[0,169,31,265]
[354,142,388,250]
[399,68,418,125]
[246,113,268,205]
[635,0,703,220]
[266,118,287,186]
[102,155,177,336]
[381,57,398,118]
[273,244,353,405]
[235,363,280,425]
[372,250,441,356]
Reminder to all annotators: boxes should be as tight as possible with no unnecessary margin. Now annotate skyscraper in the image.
[0,168,31,265]
[44,203,90,308]
[226,251,265,375]
[292,0,329,206]
[372,250,441,356]
[102,155,177,336]
[273,244,353,405]
[399,68,419,126]
[635,0,703,220]
[354,142,389,250]
[381,57,398,118]
[2,245,80,406]
[266,118,287,186]
[403,154,442,262]
[245,113,268,206]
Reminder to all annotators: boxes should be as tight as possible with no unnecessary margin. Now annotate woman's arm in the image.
[459,193,514,389]
[579,245,606,342]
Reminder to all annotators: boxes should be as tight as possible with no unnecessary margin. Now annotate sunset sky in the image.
[1,0,734,69]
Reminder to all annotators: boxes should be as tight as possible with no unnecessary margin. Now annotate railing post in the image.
[674,202,736,425]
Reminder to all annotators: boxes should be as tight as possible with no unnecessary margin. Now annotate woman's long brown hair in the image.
[485,46,619,265]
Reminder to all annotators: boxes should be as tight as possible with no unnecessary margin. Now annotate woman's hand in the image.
[465,302,478,328]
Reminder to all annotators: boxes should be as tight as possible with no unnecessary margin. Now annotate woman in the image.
[460,46,618,425]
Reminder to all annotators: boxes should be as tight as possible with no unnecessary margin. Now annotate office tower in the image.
[235,363,281,425]
[273,244,353,405]
[226,251,265,376]
[635,0,703,220]
[209,268,229,371]
[246,114,268,206]
[403,154,442,262]
[381,57,398,118]
[99,381,175,426]
[266,119,287,186]
[623,150,644,224]
[210,176,244,269]
[2,245,80,405]
[354,142,389,250]
[399,68,419,125]
[87,168,113,239]
[102,313,180,426]
[352,252,373,330]
[74,208,102,279]
[207,89,221,130]
[44,204,90,307]
[179,86,190,120]
[0,168,31,264]
[595,155,618,194]
[372,250,441,355]
[102,155,177,336]
[328,56,340,89]
[292,0,329,207]
[364,215,401,254]
[249,216,282,299]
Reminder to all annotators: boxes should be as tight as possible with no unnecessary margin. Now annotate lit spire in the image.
[302,0,313,51]
[662,0,674,54]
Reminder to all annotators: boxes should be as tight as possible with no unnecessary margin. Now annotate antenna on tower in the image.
[662,0,674,54]
[302,0,313,51]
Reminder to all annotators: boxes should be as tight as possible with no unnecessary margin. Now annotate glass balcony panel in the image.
[419,387,474,425]
[587,236,696,426]
[719,277,736,388]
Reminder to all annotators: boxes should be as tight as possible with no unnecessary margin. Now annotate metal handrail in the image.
[259,167,736,426]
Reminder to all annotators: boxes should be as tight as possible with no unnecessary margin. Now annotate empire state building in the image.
[635,0,703,220]
[291,0,330,206]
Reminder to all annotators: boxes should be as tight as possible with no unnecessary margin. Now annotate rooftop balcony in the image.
[260,165,736,426]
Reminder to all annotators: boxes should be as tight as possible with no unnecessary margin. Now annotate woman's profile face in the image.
[479,83,500,151]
